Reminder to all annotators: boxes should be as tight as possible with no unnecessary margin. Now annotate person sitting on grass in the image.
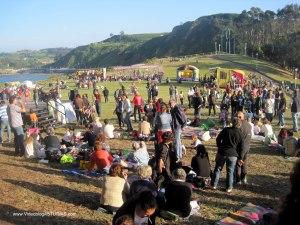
[61,127,75,147]
[113,191,157,225]
[100,164,130,214]
[43,126,61,161]
[103,119,115,139]
[283,130,299,158]
[260,118,277,144]
[138,116,151,141]
[29,108,38,127]
[81,124,96,149]
[95,132,111,152]
[191,134,202,148]
[165,168,193,218]
[130,165,157,198]
[191,144,211,188]
[190,115,201,127]
[88,142,113,174]
[114,215,134,225]
[91,116,102,136]
[127,141,149,166]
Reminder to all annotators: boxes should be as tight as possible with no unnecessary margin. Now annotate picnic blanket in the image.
[182,126,220,140]
[216,203,276,225]
[182,126,204,138]
[62,169,104,178]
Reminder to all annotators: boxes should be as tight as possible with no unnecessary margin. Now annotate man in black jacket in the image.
[291,89,300,132]
[113,191,157,225]
[212,118,244,192]
[236,111,252,185]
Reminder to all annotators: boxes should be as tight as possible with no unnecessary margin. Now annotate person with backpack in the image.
[169,99,186,161]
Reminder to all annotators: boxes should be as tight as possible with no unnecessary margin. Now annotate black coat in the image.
[191,155,211,177]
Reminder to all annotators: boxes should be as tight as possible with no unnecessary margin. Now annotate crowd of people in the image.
[0,71,300,225]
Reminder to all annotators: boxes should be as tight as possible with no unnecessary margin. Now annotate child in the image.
[29,108,38,127]
[191,134,202,148]
[219,101,229,128]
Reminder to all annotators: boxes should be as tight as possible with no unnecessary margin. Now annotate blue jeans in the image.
[12,126,25,156]
[0,120,12,143]
[265,113,273,122]
[292,112,299,132]
[173,128,182,160]
[124,112,132,131]
[278,110,285,126]
[212,153,237,189]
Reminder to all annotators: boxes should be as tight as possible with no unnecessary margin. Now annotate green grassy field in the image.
[37,54,299,137]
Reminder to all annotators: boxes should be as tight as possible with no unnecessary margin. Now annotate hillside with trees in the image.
[0,48,71,70]
[48,4,299,70]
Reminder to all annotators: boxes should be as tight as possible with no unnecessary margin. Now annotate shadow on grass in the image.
[0,204,108,225]
[2,162,103,189]
[237,174,290,199]
[197,188,278,209]
[0,149,16,157]
[3,179,101,210]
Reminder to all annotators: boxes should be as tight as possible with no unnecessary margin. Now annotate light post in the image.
[295,68,298,90]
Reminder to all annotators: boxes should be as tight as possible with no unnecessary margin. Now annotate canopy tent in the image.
[177,65,199,81]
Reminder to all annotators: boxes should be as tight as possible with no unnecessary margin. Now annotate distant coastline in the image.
[0,68,19,75]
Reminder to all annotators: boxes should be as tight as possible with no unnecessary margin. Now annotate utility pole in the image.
[220,35,223,53]
[233,37,236,54]
[244,43,247,56]
[215,42,217,54]
[218,44,221,54]
[228,29,231,54]
[225,30,228,53]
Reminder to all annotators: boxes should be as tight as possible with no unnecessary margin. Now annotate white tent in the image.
[22,80,36,89]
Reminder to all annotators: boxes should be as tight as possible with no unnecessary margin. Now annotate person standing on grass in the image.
[278,92,287,128]
[187,87,195,109]
[115,96,124,129]
[169,99,187,161]
[132,92,143,122]
[123,95,133,132]
[103,87,109,103]
[264,92,275,123]
[193,92,203,119]
[291,89,300,132]
[7,96,26,156]
[208,91,216,116]
[93,89,102,117]
[0,100,12,145]
[73,94,84,125]
[212,118,244,193]
[235,111,252,185]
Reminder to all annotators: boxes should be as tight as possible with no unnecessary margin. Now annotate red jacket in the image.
[90,149,113,170]
[132,95,143,106]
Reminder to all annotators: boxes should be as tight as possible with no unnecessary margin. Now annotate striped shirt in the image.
[0,105,8,121]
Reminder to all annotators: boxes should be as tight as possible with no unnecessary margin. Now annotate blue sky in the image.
[0,0,297,52]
